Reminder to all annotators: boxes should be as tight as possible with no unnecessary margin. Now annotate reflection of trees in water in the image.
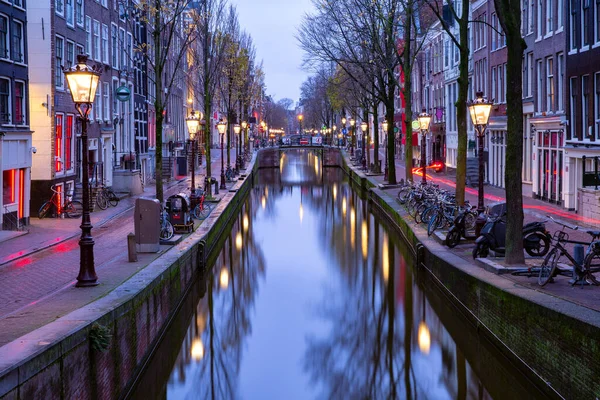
[167,198,266,399]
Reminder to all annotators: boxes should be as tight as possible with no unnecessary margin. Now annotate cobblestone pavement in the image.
[0,150,244,346]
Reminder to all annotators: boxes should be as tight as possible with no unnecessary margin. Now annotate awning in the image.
[529,115,566,130]
[488,116,507,131]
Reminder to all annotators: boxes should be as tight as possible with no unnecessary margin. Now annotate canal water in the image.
[130,149,545,400]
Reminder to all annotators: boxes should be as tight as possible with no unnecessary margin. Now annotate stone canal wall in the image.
[343,162,600,400]
[0,158,259,400]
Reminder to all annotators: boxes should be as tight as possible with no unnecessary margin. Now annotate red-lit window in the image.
[66,115,73,171]
[55,114,63,172]
[14,81,24,125]
[18,169,24,218]
[2,169,14,204]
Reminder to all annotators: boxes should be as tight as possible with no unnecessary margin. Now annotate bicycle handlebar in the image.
[547,215,579,231]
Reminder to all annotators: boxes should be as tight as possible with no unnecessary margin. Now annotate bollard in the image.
[214,178,219,195]
[127,232,138,262]
[571,244,585,285]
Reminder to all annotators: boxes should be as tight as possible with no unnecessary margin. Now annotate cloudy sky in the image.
[230,0,314,105]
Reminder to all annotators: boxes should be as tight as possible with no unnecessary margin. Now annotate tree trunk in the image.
[373,103,380,172]
[153,2,164,203]
[455,0,470,205]
[402,3,413,183]
[387,97,397,184]
[495,0,525,264]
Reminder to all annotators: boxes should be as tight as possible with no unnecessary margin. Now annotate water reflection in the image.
[134,150,544,399]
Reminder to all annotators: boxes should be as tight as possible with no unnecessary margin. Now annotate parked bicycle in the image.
[538,216,600,287]
[160,206,174,240]
[225,165,235,182]
[191,188,213,220]
[95,185,119,210]
[38,185,83,219]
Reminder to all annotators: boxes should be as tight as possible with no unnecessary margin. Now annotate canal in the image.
[129,149,546,399]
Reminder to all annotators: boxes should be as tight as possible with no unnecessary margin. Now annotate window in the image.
[527,52,533,97]
[546,0,553,34]
[595,73,600,138]
[11,21,23,62]
[56,36,64,88]
[55,114,63,172]
[102,0,107,7]
[491,66,497,100]
[101,24,108,64]
[0,15,8,59]
[557,0,564,29]
[76,0,84,27]
[66,115,74,171]
[93,20,100,61]
[14,81,24,125]
[499,64,506,103]
[3,170,15,205]
[444,39,449,68]
[582,0,590,47]
[537,59,543,111]
[66,0,74,27]
[65,41,74,69]
[96,83,102,121]
[127,33,133,69]
[85,16,91,56]
[119,28,125,69]
[0,78,10,124]
[557,53,564,111]
[111,24,118,68]
[537,0,543,38]
[103,82,110,121]
[56,0,64,16]
[112,79,118,117]
[595,0,600,43]
[570,77,578,138]
[583,75,590,136]
[492,13,497,50]
[529,0,535,33]
[546,57,554,111]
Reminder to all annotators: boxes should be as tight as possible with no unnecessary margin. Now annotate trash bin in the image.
[166,193,194,233]
[134,198,161,253]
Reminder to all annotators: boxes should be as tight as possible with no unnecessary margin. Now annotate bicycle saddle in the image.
[586,230,600,240]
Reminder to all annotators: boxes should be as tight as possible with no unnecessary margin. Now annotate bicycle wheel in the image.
[538,247,561,286]
[446,230,461,248]
[38,201,53,219]
[96,191,108,210]
[414,203,428,224]
[160,220,174,240]
[397,188,411,204]
[107,190,119,207]
[581,249,600,285]
[65,201,83,218]
[427,214,440,236]
[421,207,436,225]
[197,203,213,219]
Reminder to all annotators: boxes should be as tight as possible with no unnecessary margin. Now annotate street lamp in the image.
[233,124,241,174]
[186,110,201,200]
[349,117,356,156]
[297,114,303,134]
[467,91,493,235]
[418,110,432,184]
[217,120,227,190]
[382,121,389,181]
[360,121,368,170]
[64,54,101,287]
[241,120,248,167]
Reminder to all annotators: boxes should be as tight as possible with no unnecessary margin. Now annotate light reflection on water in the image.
[133,149,543,400]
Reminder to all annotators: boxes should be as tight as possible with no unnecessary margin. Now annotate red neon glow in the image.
[18,169,24,218]
[9,169,15,203]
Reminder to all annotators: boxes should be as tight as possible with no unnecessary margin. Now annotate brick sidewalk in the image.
[360,149,600,313]
[0,150,245,346]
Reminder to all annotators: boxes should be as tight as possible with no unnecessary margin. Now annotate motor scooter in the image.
[472,213,551,258]
[445,209,477,248]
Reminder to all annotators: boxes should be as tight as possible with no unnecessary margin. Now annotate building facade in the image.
[0,0,31,230]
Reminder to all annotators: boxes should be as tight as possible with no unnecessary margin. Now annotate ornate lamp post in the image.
[186,110,201,198]
[349,117,356,156]
[64,54,101,287]
[241,120,248,168]
[360,121,368,169]
[418,110,432,184]
[467,91,493,235]
[233,124,241,174]
[332,125,337,147]
[297,114,303,134]
[217,120,227,190]
[382,121,389,181]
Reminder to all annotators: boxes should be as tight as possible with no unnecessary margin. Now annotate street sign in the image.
[342,128,348,134]
[115,86,131,102]
[411,120,420,131]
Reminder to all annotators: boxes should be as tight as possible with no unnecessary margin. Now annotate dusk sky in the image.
[231,0,315,105]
